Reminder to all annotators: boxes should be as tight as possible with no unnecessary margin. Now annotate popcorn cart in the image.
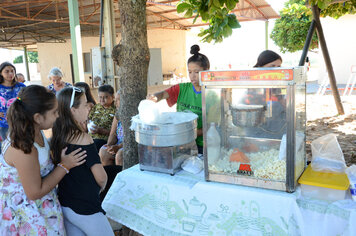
[201,67,307,192]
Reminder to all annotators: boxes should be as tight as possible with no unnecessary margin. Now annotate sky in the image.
[0,1,312,77]
[185,0,312,70]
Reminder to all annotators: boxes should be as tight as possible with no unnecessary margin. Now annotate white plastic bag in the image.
[181,156,204,174]
[311,133,346,173]
[345,165,356,201]
[138,99,161,124]
[87,120,96,134]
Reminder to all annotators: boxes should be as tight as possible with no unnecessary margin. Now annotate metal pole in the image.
[103,0,117,88]
[265,21,269,50]
[23,46,31,81]
[298,20,316,66]
[68,0,85,82]
[311,5,344,115]
[99,0,104,47]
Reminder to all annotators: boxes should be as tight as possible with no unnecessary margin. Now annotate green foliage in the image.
[12,52,38,64]
[13,55,23,64]
[272,0,356,52]
[310,0,356,18]
[176,0,241,43]
[28,51,39,63]
[271,0,318,53]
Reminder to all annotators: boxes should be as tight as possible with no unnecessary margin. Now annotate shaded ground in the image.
[306,95,356,165]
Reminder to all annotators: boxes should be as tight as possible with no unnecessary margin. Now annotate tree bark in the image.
[311,5,344,115]
[113,0,149,169]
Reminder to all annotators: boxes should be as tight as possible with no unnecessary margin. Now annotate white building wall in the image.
[319,14,356,84]
[37,37,99,87]
[37,29,187,87]
[147,29,187,77]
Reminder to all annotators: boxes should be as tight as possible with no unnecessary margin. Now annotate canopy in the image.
[0,0,279,49]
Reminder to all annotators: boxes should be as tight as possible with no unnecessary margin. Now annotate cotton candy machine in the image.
[131,111,198,175]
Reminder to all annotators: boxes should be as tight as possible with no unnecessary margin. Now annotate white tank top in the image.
[1,130,54,177]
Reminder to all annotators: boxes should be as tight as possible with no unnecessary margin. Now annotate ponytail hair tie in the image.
[16,97,21,101]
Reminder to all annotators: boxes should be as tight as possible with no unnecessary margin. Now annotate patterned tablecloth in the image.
[103,165,356,236]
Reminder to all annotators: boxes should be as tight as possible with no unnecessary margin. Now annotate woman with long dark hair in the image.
[0,62,26,143]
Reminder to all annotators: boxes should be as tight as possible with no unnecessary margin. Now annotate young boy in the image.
[88,84,116,151]
[16,73,25,83]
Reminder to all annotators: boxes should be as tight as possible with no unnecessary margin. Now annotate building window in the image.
[83,52,91,73]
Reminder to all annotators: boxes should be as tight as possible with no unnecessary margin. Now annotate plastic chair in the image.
[316,71,329,95]
[343,65,356,96]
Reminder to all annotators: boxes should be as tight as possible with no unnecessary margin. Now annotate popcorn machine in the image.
[201,67,307,192]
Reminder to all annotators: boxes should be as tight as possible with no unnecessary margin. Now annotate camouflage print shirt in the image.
[88,103,116,140]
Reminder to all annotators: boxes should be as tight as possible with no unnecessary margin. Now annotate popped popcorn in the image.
[209,148,289,181]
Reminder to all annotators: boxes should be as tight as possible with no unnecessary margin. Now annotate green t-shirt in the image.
[176,83,203,147]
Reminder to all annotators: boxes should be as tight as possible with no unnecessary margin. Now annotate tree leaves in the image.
[271,0,318,53]
[176,3,191,13]
[226,0,237,10]
[13,56,23,64]
[13,52,39,64]
[176,0,241,43]
[228,14,240,28]
[309,0,356,18]
[271,0,356,52]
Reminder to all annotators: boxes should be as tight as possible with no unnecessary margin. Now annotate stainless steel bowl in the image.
[131,112,198,147]
[231,105,265,127]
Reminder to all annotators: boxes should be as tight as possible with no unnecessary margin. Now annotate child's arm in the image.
[107,144,122,155]
[91,126,110,136]
[9,146,86,200]
[107,117,118,146]
[91,164,107,192]
[147,90,169,103]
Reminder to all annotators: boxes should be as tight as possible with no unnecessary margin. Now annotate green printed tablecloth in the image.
[103,165,356,236]
[297,196,356,236]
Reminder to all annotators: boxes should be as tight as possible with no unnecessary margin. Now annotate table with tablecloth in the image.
[102,165,356,236]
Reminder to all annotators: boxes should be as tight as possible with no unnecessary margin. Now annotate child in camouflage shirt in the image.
[88,85,115,151]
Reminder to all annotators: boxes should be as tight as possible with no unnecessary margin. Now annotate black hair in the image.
[254,50,282,68]
[74,82,96,105]
[98,84,114,96]
[50,86,85,164]
[0,61,17,86]
[7,85,56,154]
[187,45,210,70]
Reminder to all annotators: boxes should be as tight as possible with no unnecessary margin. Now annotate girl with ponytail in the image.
[0,85,86,235]
[147,45,210,154]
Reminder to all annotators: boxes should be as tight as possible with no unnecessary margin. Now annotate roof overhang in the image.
[0,0,279,49]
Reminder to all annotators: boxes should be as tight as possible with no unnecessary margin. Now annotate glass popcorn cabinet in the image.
[200,67,307,192]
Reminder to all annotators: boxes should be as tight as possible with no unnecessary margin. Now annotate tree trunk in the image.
[113,0,149,169]
[311,5,344,115]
